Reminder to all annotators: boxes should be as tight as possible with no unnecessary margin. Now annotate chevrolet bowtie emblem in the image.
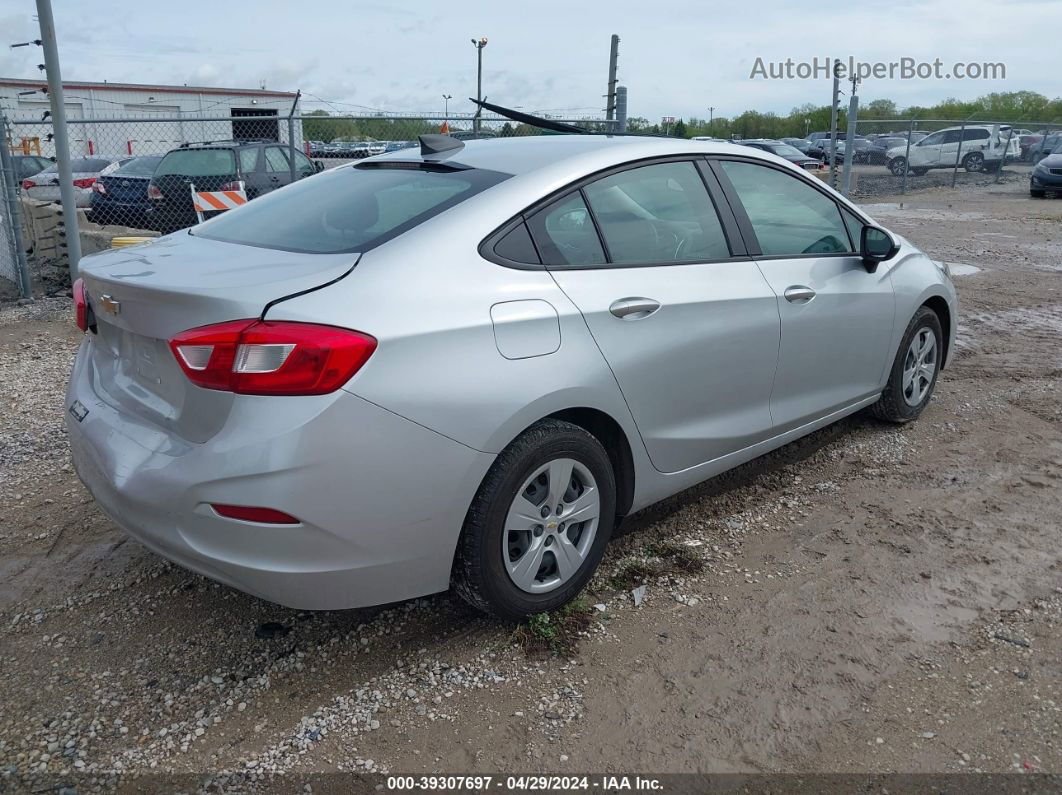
[98,294,121,315]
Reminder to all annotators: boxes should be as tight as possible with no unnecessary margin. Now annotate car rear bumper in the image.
[66,340,494,610]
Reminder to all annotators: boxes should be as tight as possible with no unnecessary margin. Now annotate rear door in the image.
[712,157,896,433]
[263,146,294,193]
[533,159,781,473]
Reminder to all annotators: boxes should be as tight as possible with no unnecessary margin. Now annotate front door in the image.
[528,160,781,473]
[714,158,896,432]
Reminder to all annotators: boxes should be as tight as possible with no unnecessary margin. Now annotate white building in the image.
[0,77,302,158]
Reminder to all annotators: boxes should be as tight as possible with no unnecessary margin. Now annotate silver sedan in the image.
[66,134,957,620]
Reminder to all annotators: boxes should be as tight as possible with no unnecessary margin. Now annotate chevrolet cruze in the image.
[66,134,957,620]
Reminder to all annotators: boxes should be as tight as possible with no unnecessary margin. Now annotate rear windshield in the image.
[192,164,510,254]
[39,158,111,173]
[768,144,806,158]
[113,155,163,177]
[156,149,237,177]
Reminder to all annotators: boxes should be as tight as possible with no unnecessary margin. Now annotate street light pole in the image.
[442,94,452,120]
[708,106,714,133]
[470,37,487,135]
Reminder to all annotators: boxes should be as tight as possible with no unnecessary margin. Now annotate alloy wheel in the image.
[902,327,937,407]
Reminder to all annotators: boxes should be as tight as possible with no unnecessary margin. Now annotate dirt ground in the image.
[1,177,1060,792]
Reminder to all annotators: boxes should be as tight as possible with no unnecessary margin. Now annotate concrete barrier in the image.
[17,198,159,293]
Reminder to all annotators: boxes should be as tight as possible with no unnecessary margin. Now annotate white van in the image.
[886,125,1021,175]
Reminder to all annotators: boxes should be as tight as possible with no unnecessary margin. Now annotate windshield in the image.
[192,163,510,254]
[155,149,237,177]
[112,156,163,177]
[769,144,807,158]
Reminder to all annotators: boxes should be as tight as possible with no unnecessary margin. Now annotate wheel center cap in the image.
[545,520,558,529]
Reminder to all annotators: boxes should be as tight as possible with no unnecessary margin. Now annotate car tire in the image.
[452,419,616,621]
[888,157,907,176]
[963,152,985,172]
[870,307,944,424]
[1030,187,1046,198]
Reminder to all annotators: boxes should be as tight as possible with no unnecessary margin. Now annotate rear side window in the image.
[526,192,606,267]
[193,164,509,254]
[582,161,730,263]
[493,221,540,265]
[963,129,990,141]
[719,160,851,256]
[156,149,237,177]
[239,148,259,173]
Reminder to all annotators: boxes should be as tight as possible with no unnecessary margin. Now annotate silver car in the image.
[24,156,126,207]
[66,135,957,620]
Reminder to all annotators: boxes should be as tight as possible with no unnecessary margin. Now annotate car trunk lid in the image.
[78,233,358,441]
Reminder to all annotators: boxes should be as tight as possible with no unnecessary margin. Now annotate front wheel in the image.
[453,419,616,620]
[888,157,907,176]
[870,307,943,424]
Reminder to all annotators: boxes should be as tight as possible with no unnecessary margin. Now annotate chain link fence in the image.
[794,117,1062,200]
[2,112,614,294]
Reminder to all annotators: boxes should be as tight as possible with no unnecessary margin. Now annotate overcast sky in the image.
[1,1,1056,121]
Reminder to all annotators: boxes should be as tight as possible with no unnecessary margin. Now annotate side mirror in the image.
[860,225,898,272]
[313,160,324,172]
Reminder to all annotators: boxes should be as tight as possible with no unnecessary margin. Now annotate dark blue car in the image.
[89,155,163,227]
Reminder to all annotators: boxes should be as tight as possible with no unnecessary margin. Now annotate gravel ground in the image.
[0,177,1060,792]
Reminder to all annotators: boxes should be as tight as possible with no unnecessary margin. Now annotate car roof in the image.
[366,134,752,177]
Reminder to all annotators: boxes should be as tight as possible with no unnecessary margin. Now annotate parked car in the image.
[306,141,327,157]
[7,154,51,189]
[830,138,872,164]
[1027,133,1062,165]
[858,137,908,165]
[737,139,823,170]
[384,140,416,152]
[67,134,956,620]
[145,140,318,233]
[886,125,1021,175]
[1030,142,1062,197]
[88,155,163,227]
[22,157,126,207]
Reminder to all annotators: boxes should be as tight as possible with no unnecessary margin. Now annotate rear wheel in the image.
[963,152,985,172]
[870,307,943,424]
[453,419,616,620]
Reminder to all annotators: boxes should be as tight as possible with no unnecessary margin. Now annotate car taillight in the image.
[169,320,377,395]
[92,181,106,194]
[73,278,88,332]
[21,179,35,190]
[147,183,162,200]
[72,177,96,189]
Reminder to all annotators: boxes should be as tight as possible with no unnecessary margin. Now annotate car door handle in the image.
[783,286,816,304]
[609,298,661,320]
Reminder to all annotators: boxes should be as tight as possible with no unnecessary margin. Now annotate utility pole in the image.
[828,58,842,188]
[841,75,859,196]
[605,34,620,122]
[35,0,82,279]
[471,37,488,135]
[708,106,715,134]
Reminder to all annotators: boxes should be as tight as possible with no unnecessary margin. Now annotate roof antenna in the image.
[419,134,464,156]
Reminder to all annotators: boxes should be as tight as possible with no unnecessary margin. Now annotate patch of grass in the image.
[610,540,705,589]
[513,596,593,658]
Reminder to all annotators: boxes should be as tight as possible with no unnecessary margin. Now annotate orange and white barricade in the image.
[190,182,248,222]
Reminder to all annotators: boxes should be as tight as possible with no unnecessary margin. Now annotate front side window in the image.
[293,150,315,176]
[526,192,605,267]
[582,161,730,263]
[917,131,945,147]
[719,160,851,256]
[193,164,509,254]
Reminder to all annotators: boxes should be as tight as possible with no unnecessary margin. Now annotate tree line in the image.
[300,91,1062,142]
